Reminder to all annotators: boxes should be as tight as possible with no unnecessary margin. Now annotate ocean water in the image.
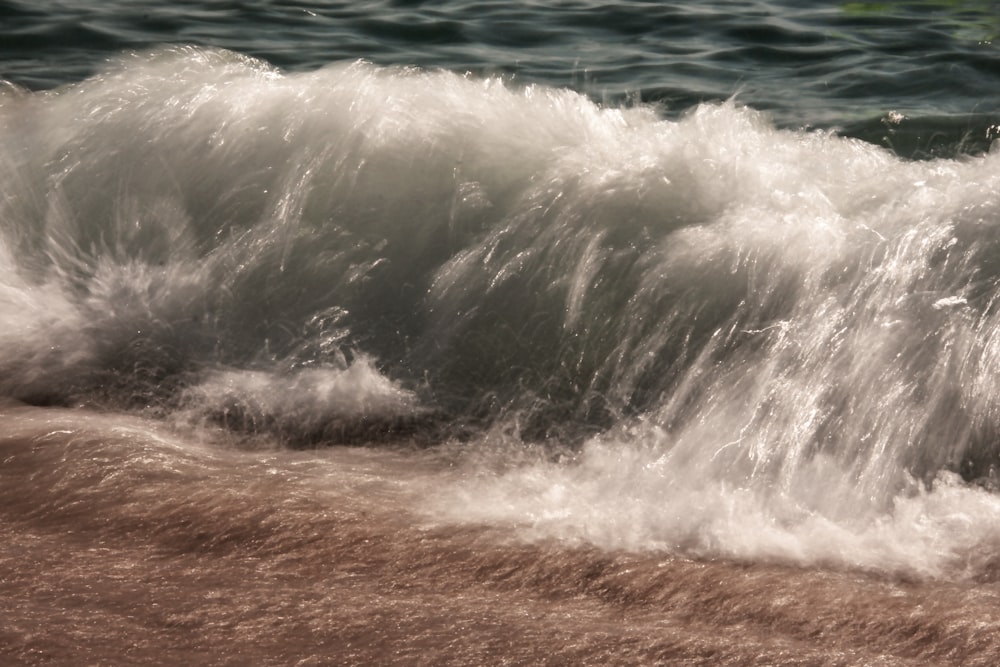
[4,1,1000,664]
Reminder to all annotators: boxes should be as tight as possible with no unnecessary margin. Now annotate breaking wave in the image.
[3,46,1000,576]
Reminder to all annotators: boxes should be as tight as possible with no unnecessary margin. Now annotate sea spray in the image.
[2,47,1000,574]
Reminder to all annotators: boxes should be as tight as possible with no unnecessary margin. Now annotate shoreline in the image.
[2,405,999,665]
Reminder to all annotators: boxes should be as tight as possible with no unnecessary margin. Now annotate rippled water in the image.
[5,1,1000,134]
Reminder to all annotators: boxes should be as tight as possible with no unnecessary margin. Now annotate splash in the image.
[2,46,1000,574]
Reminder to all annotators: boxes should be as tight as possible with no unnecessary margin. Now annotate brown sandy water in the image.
[2,404,1000,666]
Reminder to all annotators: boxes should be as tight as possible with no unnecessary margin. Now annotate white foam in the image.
[435,424,1000,578]
[181,359,421,437]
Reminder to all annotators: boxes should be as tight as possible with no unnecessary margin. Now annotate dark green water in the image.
[4,0,1000,156]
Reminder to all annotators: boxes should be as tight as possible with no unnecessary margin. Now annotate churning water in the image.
[4,1,1000,664]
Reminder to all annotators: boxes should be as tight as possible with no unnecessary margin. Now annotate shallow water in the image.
[3,404,1000,666]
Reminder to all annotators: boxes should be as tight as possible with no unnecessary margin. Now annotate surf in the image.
[2,46,1000,577]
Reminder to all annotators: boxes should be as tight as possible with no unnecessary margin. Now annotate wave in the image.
[3,46,1000,574]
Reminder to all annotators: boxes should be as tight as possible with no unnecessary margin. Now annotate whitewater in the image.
[3,38,1000,665]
